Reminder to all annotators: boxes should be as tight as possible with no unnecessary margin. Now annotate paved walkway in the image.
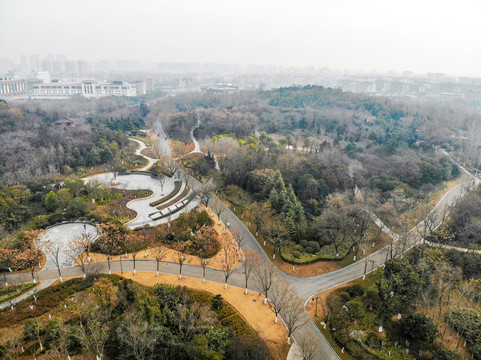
[130,138,158,171]
[42,223,97,269]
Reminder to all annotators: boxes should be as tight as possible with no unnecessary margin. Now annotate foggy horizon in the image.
[1,0,481,77]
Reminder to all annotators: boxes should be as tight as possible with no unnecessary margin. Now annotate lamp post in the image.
[120,255,123,275]
[311,295,319,318]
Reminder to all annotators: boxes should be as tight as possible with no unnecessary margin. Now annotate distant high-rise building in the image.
[0,58,15,73]
[53,61,64,74]
[20,55,28,72]
[65,61,77,73]
[41,60,53,74]
[77,60,88,73]
[28,54,40,72]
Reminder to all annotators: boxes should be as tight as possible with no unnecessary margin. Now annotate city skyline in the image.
[1,0,481,77]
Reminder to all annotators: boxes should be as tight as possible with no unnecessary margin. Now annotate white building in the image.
[31,80,137,99]
[0,78,28,98]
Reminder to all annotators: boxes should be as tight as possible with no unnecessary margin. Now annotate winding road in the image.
[3,121,479,360]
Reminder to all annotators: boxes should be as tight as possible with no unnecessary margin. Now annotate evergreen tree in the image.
[45,191,59,211]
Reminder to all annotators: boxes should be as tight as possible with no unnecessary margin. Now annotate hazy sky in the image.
[1,0,480,76]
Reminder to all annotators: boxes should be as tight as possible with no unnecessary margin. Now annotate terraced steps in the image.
[150,192,196,221]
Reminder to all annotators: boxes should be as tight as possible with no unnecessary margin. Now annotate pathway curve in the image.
[188,119,202,154]
[83,172,199,229]
[130,138,158,171]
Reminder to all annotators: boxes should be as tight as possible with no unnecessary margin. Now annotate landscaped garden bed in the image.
[149,180,182,207]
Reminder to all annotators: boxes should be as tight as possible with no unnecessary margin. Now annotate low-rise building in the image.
[31,80,137,99]
[0,78,28,98]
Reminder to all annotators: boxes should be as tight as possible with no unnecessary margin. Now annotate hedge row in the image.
[157,186,191,210]
[149,181,182,207]
[280,243,353,265]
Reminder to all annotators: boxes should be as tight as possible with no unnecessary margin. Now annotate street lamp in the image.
[311,295,319,318]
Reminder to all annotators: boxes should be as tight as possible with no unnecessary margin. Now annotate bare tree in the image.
[151,245,165,277]
[162,156,178,178]
[260,218,289,260]
[67,237,89,278]
[222,245,236,289]
[196,178,216,207]
[158,174,166,193]
[297,335,318,360]
[125,235,142,275]
[241,249,259,295]
[29,317,44,352]
[77,302,111,360]
[439,203,453,225]
[0,249,14,286]
[200,257,208,284]
[46,241,63,282]
[231,229,245,261]
[269,279,293,324]
[282,298,307,344]
[116,313,156,360]
[254,259,278,304]
[430,263,462,316]
[212,201,226,226]
[361,241,372,279]
[396,217,414,258]
[178,251,185,280]
[416,202,438,244]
